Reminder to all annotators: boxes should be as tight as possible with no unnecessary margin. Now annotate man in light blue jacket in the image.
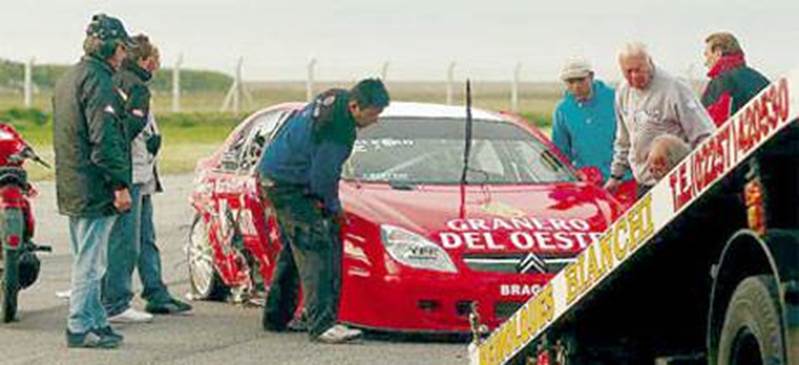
[551,57,622,182]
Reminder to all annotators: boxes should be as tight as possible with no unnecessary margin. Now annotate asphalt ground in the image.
[0,174,466,365]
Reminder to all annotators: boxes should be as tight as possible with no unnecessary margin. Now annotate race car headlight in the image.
[380,224,457,273]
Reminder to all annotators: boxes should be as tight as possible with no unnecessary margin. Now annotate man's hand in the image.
[603,177,622,193]
[114,188,132,213]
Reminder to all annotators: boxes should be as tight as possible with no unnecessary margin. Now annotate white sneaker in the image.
[108,308,154,323]
[316,324,363,344]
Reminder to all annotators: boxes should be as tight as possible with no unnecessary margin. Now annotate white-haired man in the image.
[605,42,716,197]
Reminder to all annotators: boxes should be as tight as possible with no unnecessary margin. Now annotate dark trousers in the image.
[261,185,341,338]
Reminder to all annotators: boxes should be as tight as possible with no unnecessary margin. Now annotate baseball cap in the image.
[559,57,593,81]
[86,14,135,47]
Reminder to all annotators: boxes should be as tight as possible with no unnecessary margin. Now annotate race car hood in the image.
[341,181,619,256]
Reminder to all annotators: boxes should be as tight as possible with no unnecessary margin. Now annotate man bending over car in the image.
[257,78,389,344]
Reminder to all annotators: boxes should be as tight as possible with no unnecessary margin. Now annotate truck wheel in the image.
[718,275,785,365]
[187,214,229,301]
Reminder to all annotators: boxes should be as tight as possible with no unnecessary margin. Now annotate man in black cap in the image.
[53,13,143,349]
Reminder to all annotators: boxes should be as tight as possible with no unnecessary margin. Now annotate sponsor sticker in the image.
[439,217,597,252]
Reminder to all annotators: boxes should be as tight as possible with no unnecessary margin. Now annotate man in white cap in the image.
[552,56,629,184]
[605,42,715,197]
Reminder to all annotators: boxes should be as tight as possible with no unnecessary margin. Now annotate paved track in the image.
[0,174,466,365]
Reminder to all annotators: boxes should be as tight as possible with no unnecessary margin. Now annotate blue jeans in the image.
[137,192,171,303]
[68,215,117,333]
[103,185,172,316]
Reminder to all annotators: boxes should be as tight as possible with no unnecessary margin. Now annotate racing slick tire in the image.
[717,275,785,365]
[188,214,229,301]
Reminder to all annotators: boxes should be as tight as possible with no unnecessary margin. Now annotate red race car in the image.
[187,101,626,332]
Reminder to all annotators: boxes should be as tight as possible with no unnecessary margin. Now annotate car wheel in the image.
[717,275,785,365]
[187,214,229,301]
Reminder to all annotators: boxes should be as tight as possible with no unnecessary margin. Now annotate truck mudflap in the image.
[471,69,799,365]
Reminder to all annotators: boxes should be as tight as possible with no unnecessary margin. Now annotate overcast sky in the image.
[1,0,797,82]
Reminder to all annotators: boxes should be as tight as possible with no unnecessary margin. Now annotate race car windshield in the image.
[343,117,577,185]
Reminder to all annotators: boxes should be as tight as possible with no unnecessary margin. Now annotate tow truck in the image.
[471,69,799,364]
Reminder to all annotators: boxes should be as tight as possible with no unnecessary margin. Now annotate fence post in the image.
[511,62,521,113]
[380,61,389,80]
[24,57,34,108]
[172,53,182,112]
[220,57,242,113]
[306,57,317,102]
[233,57,243,113]
[446,61,456,105]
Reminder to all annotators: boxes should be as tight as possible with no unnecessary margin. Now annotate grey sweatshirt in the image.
[611,67,715,186]
[132,111,160,194]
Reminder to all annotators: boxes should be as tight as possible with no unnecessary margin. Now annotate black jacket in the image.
[52,56,132,217]
[113,59,151,138]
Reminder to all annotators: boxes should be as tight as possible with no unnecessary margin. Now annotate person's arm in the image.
[309,139,352,216]
[674,81,716,148]
[121,83,150,141]
[609,91,631,181]
[701,78,733,126]
[550,107,573,162]
[83,73,131,191]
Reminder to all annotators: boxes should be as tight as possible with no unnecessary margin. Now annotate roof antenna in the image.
[460,79,473,185]
[459,79,473,218]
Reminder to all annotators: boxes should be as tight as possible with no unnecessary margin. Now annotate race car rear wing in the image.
[471,68,799,365]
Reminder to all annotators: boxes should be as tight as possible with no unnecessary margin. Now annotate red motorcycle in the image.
[0,123,50,322]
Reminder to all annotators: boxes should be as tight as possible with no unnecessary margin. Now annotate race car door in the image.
[230,108,295,288]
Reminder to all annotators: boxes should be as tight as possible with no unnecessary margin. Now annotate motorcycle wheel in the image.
[0,265,5,322]
[1,247,19,323]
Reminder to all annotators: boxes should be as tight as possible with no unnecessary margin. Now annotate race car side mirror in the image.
[577,166,603,185]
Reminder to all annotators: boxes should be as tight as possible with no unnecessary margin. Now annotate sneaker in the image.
[94,326,124,341]
[108,308,154,323]
[145,298,193,315]
[315,324,363,344]
[66,329,121,349]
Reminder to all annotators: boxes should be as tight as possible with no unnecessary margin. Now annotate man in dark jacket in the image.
[258,78,389,344]
[103,34,192,324]
[53,14,139,349]
[701,32,770,126]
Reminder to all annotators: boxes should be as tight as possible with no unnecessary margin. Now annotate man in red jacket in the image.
[701,32,770,126]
